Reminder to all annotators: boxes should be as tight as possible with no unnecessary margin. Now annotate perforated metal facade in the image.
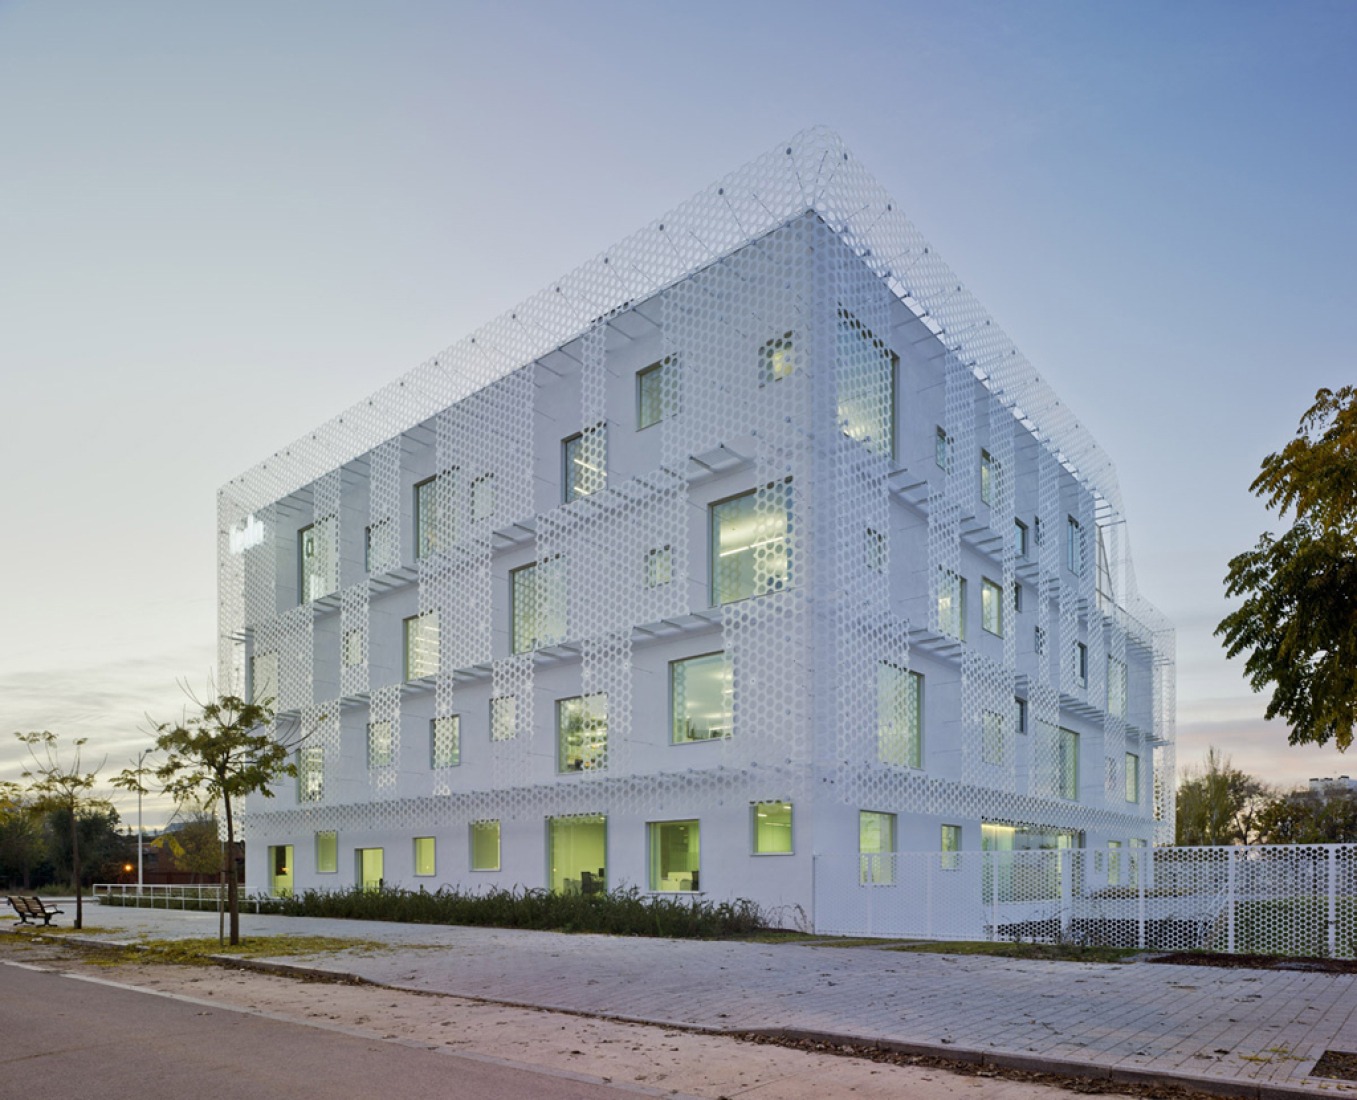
[222,130,1173,927]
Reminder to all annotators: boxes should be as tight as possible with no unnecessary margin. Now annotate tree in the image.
[151,808,226,878]
[0,781,44,890]
[130,691,304,945]
[1174,747,1268,846]
[1217,386,1357,749]
[17,732,107,928]
[1254,787,1357,845]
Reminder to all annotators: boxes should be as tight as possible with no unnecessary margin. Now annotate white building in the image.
[222,131,1173,931]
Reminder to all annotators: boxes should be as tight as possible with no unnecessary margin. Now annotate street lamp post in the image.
[133,750,148,898]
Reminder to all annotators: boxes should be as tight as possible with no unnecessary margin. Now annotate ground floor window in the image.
[649,820,700,892]
[941,824,962,870]
[471,821,500,871]
[315,831,337,874]
[356,847,384,892]
[548,814,606,895]
[859,811,896,885]
[1108,840,1123,887]
[414,836,436,877]
[268,844,294,896]
[752,802,792,854]
[980,824,1080,903]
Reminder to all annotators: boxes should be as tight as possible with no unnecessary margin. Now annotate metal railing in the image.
[93,883,226,909]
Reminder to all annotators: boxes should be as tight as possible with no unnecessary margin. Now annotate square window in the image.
[342,629,364,668]
[1126,752,1140,803]
[982,710,1004,765]
[1059,728,1079,800]
[1067,516,1083,575]
[759,331,795,384]
[671,652,733,743]
[470,821,500,871]
[980,450,996,506]
[298,745,324,802]
[471,473,495,523]
[431,715,460,768]
[859,811,896,885]
[865,527,886,574]
[836,310,896,457]
[981,577,1003,636]
[649,820,700,892]
[937,571,966,639]
[404,612,439,680]
[645,545,673,588]
[558,693,608,772]
[752,801,793,855]
[490,696,516,742]
[563,426,606,502]
[877,663,922,768]
[1014,519,1029,558]
[413,836,436,877]
[511,560,565,654]
[941,824,962,870]
[1015,696,1028,735]
[637,357,676,429]
[367,721,393,769]
[315,830,338,874]
[710,481,792,606]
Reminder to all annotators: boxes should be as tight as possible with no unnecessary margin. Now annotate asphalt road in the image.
[0,961,676,1099]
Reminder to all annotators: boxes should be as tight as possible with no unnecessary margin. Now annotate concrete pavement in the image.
[9,901,1357,1099]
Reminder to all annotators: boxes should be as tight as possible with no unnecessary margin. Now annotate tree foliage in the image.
[1174,747,1268,846]
[1217,386,1357,749]
[0,782,44,891]
[1254,788,1357,845]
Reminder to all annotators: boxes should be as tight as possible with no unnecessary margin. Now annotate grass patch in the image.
[85,934,391,967]
[891,940,1141,964]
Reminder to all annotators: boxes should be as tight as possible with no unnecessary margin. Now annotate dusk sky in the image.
[3,1,1354,828]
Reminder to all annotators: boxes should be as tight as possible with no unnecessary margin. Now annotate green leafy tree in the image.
[130,691,305,945]
[1174,747,1267,846]
[17,732,107,928]
[1218,386,1357,749]
[151,809,225,878]
[1254,788,1357,844]
[0,781,44,890]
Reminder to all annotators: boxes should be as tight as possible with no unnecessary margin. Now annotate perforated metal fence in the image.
[814,844,1357,958]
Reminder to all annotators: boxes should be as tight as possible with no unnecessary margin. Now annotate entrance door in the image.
[356,847,384,891]
[268,844,294,896]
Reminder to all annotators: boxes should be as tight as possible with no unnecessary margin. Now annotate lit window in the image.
[645,545,673,587]
[416,475,455,560]
[1125,752,1140,803]
[941,824,961,870]
[1014,519,1029,558]
[1108,656,1128,718]
[548,814,607,895]
[367,721,393,769]
[471,474,495,523]
[865,528,886,574]
[637,357,676,429]
[859,811,896,885]
[759,331,795,384]
[671,652,733,743]
[983,710,1004,765]
[511,560,566,654]
[710,481,792,606]
[980,451,996,506]
[558,693,608,773]
[297,519,337,603]
[470,821,500,871]
[877,663,922,768]
[1075,642,1088,688]
[935,426,951,471]
[1015,696,1028,735]
[298,745,324,803]
[315,830,337,874]
[753,802,792,855]
[563,426,606,501]
[268,844,294,897]
[490,696,516,742]
[404,611,439,680]
[836,309,896,457]
[937,571,966,639]
[1067,516,1083,575]
[981,577,1003,636]
[431,715,460,768]
[1058,728,1079,800]
[414,836,436,877]
[342,629,364,668]
[649,820,700,892]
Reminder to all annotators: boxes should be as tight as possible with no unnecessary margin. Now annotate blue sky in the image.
[2,0,1355,826]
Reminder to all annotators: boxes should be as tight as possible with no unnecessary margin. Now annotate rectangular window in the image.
[1108,655,1128,718]
[981,577,1003,636]
[1075,642,1088,688]
[982,710,1004,765]
[365,518,394,574]
[1108,840,1123,887]
[470,821,501,871]
[710,481,792,606]
[471,473,495,523]
[431,715,460,768]
[938,571,966,639]
[298,745,324,802]
[935,426,951,471]
[269,844,294,897]
[356,847,383,892]
[415,476,442,560]
[342,629,364,668]
[752,801,792,855]
[836,309,896,457]
[645,545,673,587]
[1034,626,1046,655]
[671,652,733,743]
[1126,752,1140,803]
[637,357,675,429]
[877,663,923,768]
[1058,728,1079,800]
[315,830,338,874]
[1013,582,1023,613]
[980,450,995,506]
[414,836,436,877]
[404,611,440,680]
[549,814,607,895]
[511,560,565,654]
[1067,516,1083,575]
[367,721,393,769]
[1014,519,1029,558]
[649,820,700,892]
[760,331,795,384]
[865,527,886,574]
[297,518,337,604]
[1015,696,1028,735]
[251,652,278,705]
[557,693,608,772]
[859,810,896,885]
[563,426,606,501]
[490,696,516,742]
[941,824,962,870]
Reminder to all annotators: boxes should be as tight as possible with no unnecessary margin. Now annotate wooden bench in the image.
[6,895,63,926]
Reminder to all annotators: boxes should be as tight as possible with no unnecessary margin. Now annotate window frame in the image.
[859,810,897,886]
[941,824,962,870]
[751,801,793,856]
[414,475,440,560]
[980,450,995,506]
[636,357,675,430]
[315,830,338,874]
[470,820,501,871]
[557,692,609,773]
[431,715,460,768]
[413,836,436,877]
[562,424,606,502]
[709,480,792,607]
[981,577,1003,637]
[1125,752,1140,804]
[367,720,394,769]
[759,331,795,385]
[648,818,701,893]
[876,661,923,768]
[670,651,733,744]
[403,611,439,681]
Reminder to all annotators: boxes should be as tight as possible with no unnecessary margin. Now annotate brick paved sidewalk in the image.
[12,903,1357,1098]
